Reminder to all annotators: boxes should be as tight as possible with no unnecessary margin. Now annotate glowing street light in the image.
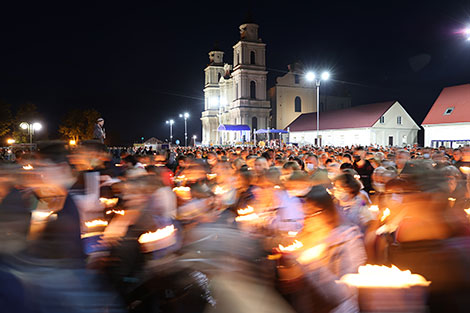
[19,122,42,145]
[179,112,190,146]
[305,71,331,146]
[69,139,77,146]
[6,138,15,145]
[166,119,175,143]
[465,27,470,41]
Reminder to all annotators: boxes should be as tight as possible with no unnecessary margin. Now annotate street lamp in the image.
[19,122,42,145]
[165,119,175,143]
[306,71,330,146]
[6,138,15,145]
[465,27,470,41]
[179,112,190,146]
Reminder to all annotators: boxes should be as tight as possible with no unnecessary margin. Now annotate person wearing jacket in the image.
[93,118,106,144]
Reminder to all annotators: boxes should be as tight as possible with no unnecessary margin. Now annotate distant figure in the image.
[93,117,106,143]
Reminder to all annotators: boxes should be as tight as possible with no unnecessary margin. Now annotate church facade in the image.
[201,22,271,145]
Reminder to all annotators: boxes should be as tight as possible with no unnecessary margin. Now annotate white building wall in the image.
[290,128,371,146]
[423,123,470,147]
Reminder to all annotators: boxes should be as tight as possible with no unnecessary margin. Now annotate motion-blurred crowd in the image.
[1,142,470,313]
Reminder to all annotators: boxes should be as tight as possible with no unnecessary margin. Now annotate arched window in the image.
[237,52,240,65]
[295,96,302,112]
[252,116,258,130]
[217,73,221,82]
[250,51,256,65]
[250,81,256,99]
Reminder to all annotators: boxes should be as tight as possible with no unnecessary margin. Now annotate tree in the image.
[0,100,12,138]
[59,108,101,141]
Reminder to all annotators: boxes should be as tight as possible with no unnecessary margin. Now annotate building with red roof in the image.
[422,83,470,148]
[286,101,419,146]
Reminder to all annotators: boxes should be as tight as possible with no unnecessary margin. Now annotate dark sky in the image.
[1,0,470,145]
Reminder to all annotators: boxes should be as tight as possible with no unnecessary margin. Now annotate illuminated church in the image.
[201,21,271,145]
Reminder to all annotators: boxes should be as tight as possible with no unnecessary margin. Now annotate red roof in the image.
[286,101,395,131]
[422,84,470,125]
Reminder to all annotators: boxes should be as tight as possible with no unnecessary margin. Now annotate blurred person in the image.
[352,147,374,193]
[278,186,366,313]
[333,173,375,233]
[93,117,106,143]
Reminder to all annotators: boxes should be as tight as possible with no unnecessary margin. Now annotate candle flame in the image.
[235,213,259,222]
[464,208,470,216]
[287,231,298,237]
[173,186,192,200]
[106,209,125,215]
[274,185,281,189]
[369,205,379,212]
[460,166,470,175]
[381,208,391,222]
[206,173,217,180]
[138,225,175,244]
[23,164,33,170]
[279,240,303,252]
[237,206,254,215]
[214,186,227,195]
[448,197,456,202]
[100,197,119,207]
[339,264,431,288]
[85,219,108,228]
[298,244,327,264]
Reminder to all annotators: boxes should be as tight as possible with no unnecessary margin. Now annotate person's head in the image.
[333,173,362,202]
[440,165,462,194]
[353,146,366,162]
[372,166,397,193]
[305,153,318,172]
[254,157,269,176]
[395,149,410,170]
[303,185,339,234]
[452,149,462,162]
[342,153,353,164]
[97,117,104,127]
[207,152,218,166]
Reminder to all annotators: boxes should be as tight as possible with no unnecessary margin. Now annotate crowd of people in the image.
[1,141,470,313]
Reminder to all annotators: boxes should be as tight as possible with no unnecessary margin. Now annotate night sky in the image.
[1,1,470,145]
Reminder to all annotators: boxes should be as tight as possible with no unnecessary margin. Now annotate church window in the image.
[252,117,258,130]
[294,74,300,84]
[250,81,256,99]
[250,51,256,65]
[295,96,302,112]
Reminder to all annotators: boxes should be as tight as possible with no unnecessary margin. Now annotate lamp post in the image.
[306,71,330,146]
[179,112,189,146]
[20,122,42,145]
[165,119,174,143]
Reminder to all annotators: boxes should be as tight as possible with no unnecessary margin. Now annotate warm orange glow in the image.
[138,225,175,244]
[23,164,33,170]
[464,208,470,216]
[69,139,77,146]
[274,185,281,189]
[85,219,108,228]
[237,206,254,215]
[354,174,361,180]
[460,166,470,175]
[339,264,431,288]
[173,186,192,200]
[448,197,456,202]
[369,205,379,212]
[206,173,217,180]
[214,186,227,195]
[6,138,15,145]
[100,197,119,207]
[106,209,125,215]
[279,240,303,252]
[381,208,391,222]
[297,244,327,264]
[287,231,298,237]
[174,175,186,183]
[235,213,259,222]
